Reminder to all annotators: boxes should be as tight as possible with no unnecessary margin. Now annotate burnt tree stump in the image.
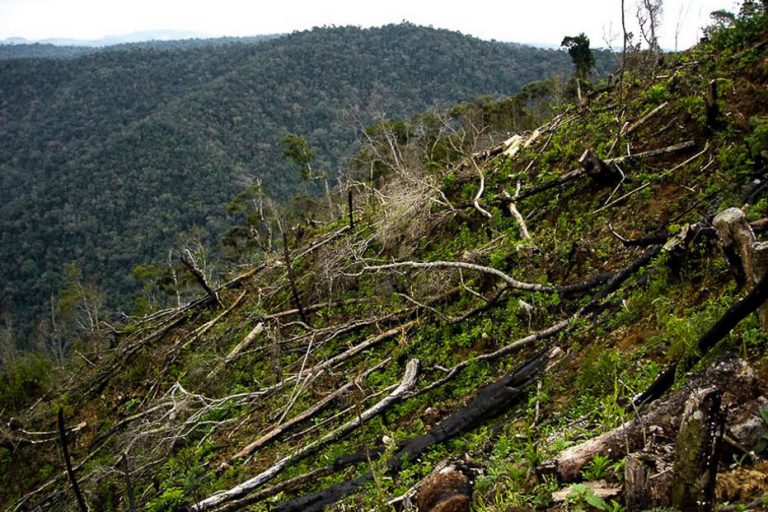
[671,386,726,512]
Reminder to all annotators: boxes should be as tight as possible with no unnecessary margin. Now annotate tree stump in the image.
[579,149,623,185]
[713,207,768,328]
[416,462,473,512]
[671,386,726,512]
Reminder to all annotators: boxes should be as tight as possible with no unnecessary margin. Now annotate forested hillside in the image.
[2,4,768,512]
[0,24,614,346]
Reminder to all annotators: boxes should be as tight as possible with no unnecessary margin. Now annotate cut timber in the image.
[714,207,768,328]
[671,386,725,512]
[542,353,762,482]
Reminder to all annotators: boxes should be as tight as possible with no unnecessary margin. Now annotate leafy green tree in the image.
[281,133,316,180]
[561,33,595,81]
[561,33,595,102]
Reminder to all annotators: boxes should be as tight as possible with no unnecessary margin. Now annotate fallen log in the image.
[632,276,768,408]
[206,323,264,380]
[606,139,696,165]
[221,357,392,468]
[189,359,420,511]
[266,350,553,512]
[541,353,762,482]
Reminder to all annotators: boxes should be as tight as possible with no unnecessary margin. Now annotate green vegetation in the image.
[0,24,614,350]
[2,4,768,512]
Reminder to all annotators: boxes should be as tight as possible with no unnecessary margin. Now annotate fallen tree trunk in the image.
[606,139,696,165]
[266,350,553,512]
[222,357,392,468]
[541,353,762,482]
[633,276,768,408]
[189,359,420,511]
[206,323,264,380]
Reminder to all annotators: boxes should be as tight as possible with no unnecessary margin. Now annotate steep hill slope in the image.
[3,9,768,512]
[0,24,614,344]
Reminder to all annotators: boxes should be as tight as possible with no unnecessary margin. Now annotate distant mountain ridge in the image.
[0,23,615,342]
[0,33,281,59]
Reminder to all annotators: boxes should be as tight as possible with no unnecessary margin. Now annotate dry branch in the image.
[190,359,420,511]
[223,358,392,468]
[358,259,617,295]
[503,184,531,240]
[180,251,222,308]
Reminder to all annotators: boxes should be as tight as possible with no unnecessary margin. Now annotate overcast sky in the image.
[0,0,740,49]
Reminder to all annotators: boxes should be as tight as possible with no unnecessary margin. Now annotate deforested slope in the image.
[3,7,768,512]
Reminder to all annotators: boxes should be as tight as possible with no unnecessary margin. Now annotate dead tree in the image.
[179,250,222,308]
[713,207,768,327]
[279,223,310,327]
[671,386,725,512]
[348,189,355,230]
[58,408,89,512]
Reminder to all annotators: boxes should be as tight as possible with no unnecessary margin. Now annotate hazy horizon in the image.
[0,0,740,51]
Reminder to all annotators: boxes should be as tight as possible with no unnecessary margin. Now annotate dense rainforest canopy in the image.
[0,24,615,348]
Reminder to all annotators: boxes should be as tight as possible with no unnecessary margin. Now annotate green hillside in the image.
[2,4,768,512]
[0,24,614,344]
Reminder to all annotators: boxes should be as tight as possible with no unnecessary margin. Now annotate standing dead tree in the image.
[180,249,222,308]
[637,0,663,53]
[278,220,310,327]
[58,408,89,512]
